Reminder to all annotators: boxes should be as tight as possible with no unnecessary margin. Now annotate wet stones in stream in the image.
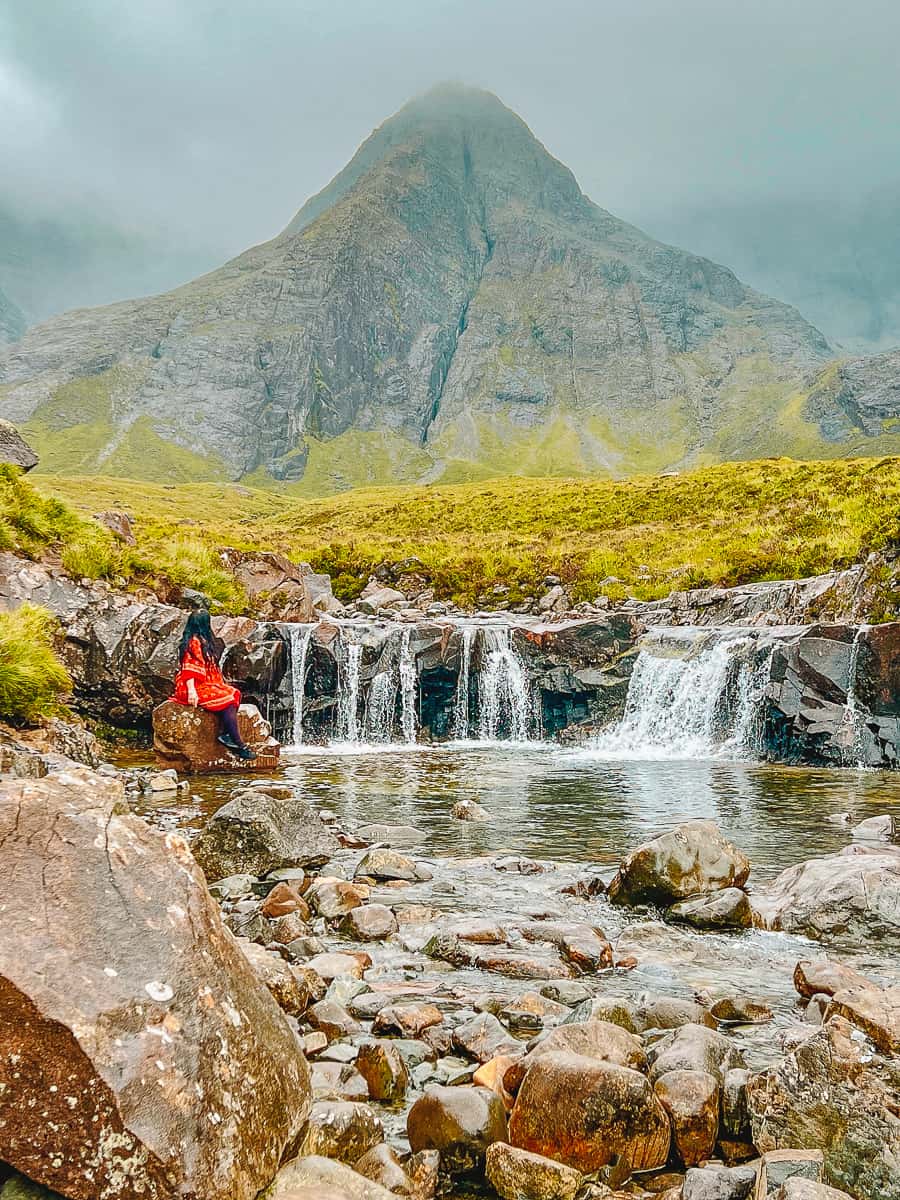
[192,805,898,1200]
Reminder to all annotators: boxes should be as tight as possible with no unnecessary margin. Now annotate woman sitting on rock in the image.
[173,609,256,760]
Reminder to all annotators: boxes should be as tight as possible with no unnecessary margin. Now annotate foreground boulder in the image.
[0,768,311,1200]
[752,845,900,944]
[746,1016,900,1200]
[608,820,750,907]
[508,1051,670,1173]
[192,785,339,879]
[153,700,280,773]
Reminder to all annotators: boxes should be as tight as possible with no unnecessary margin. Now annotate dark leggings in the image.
[219,702,244,746]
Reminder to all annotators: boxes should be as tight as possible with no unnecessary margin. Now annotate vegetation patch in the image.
[0,604,72,723]
[35,455,900,610]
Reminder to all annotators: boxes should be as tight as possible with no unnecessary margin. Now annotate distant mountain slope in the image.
[648,188,900,353]
[3,84,895,491]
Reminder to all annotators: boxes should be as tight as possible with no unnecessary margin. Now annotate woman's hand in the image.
[187,681,199,708]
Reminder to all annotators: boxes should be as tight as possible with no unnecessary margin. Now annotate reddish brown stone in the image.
[262,881,308,919]
[0,768,310,1200]
[153,699,280,773]
[508,1051,670,1174]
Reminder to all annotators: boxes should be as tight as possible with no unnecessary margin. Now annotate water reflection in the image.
[136,744,900,881]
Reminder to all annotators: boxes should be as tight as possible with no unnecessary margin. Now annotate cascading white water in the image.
[336,642,363,743]
[477,626,532,742]
[594,630,769,761]
[288,624,315,746]
[365,671,396,743]
[452,625,476,738]
[399,628,418,744]
[838,625,871,768]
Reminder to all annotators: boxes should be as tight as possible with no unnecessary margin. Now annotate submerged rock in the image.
[608,820,751,907]
[668,887,753,930]
[0,768,311,1200]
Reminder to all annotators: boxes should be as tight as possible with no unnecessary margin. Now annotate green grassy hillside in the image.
[35,456,900,607]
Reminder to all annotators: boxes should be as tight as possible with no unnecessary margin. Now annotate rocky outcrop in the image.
[0,86,837,490]
[0,421,37,471]
[219,550,342,621]
[765,623,900,767]
[0,768,311,1200]
[746,1016,900,1200]
[627,553,900,629]
[153,700,280,772]
[0,285,25,347]
[752,844,900,945]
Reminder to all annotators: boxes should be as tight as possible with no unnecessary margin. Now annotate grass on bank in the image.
[33,455,900,609]
[0,603,72,723]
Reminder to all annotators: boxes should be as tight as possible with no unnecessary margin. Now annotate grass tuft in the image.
[0,604,72,723]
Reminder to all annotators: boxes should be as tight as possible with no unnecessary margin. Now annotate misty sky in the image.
[2,0,900,265]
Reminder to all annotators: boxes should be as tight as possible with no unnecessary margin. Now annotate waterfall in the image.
[477,626,532,742]
[399,629,418,744]
[336,641,363,743]
[365,671,397,743]
[838,625,870,768]
[452,625,476,738]
[288,624,315,746]
[594,629,770,760]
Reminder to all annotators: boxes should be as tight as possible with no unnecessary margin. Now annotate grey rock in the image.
[193,789,339,879]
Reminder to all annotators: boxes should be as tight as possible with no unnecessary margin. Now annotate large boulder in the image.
[508,1051,670,1174]
[608,821,750,907]
[219,549,341,621]
[752,845,900,944]
[153,700,280,773]
[746,1016,900,1200]
[192,786,339,879]
[0,768,311,1200]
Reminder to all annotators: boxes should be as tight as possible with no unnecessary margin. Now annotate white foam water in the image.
[477,626,532,742]
[287,623,315,746]
[592,629,771,761]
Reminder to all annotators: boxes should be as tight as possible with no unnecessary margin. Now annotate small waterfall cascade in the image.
[365,670,397,743]
[451,625,476,738]
[398,628,418,744]
[594,629,772,760]
[288,623,315,745]
[336,640,363,744]
[477,626,533,742]
[838,625,871,767]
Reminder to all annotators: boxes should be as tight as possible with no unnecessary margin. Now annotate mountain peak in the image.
[285,84,582,236]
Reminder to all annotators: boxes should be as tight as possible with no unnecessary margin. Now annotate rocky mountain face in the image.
[0,285,24,347]
[2,85,897,489]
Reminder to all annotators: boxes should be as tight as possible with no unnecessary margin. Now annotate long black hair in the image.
[179,608,220,665]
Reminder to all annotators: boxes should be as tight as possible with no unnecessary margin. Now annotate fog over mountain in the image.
[1,0,899,345]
